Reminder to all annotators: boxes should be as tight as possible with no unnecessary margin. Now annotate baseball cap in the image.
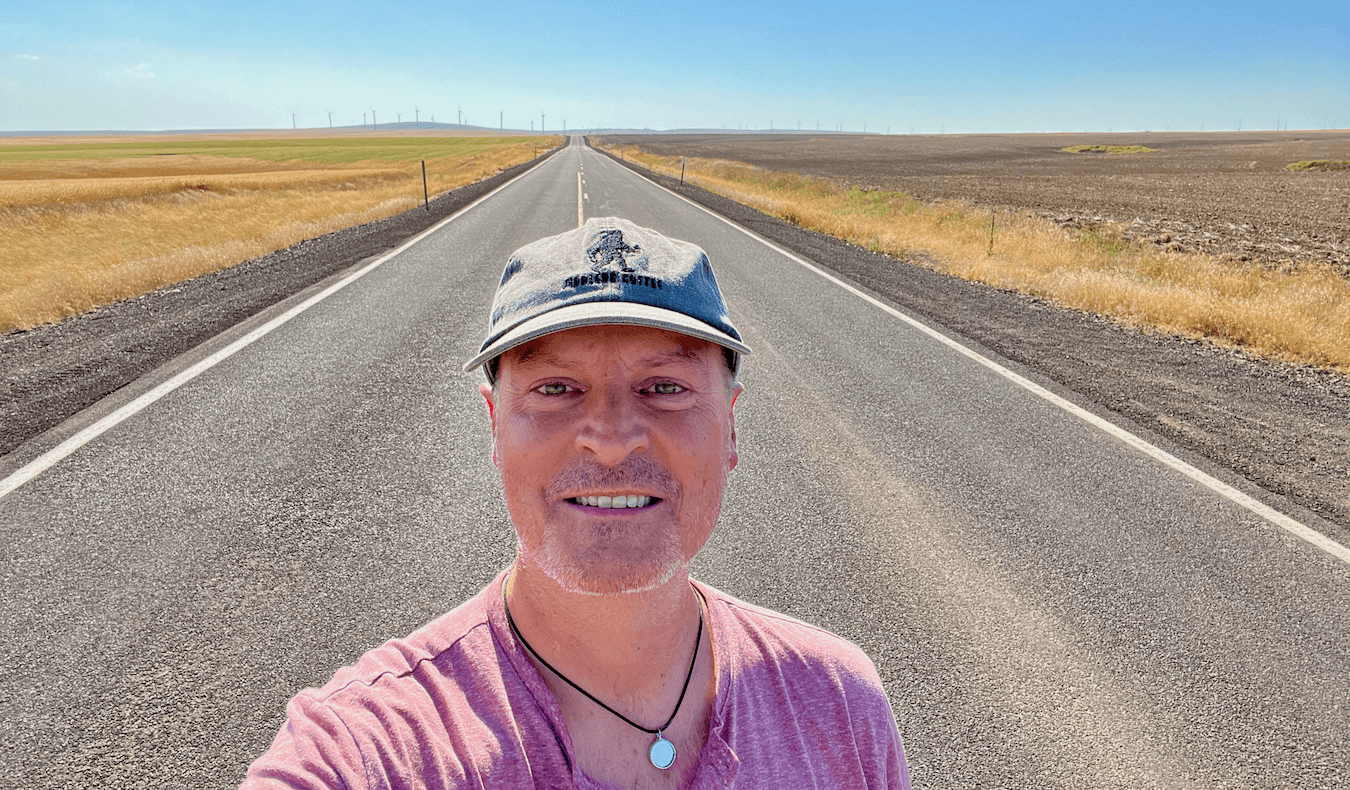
[464,217,751,380]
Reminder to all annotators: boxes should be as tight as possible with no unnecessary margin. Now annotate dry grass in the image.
[1061,144,1156,154]
[606,146,1350,371]
[1286,160,1350,172]
[0,166,404,207]
[0,136,561,330]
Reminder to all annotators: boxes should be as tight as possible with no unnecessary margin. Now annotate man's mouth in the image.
[566,494,659,509]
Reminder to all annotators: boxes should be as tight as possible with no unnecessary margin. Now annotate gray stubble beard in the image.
[516,456,705,596]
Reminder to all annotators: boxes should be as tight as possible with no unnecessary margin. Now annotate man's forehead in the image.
[507,326,717,369]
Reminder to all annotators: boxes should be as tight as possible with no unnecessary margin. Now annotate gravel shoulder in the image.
[3,139,1348,545]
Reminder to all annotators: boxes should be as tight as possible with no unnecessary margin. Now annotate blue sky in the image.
[2,0,1347,133]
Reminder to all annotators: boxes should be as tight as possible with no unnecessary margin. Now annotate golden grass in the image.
[0,136,562,330]
[605,146,1350,372]
[1286,160,1350,172]
[1062,145,1157,154]
[0,167,404,207]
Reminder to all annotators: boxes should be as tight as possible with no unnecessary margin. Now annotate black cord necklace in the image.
[502,578,704,770]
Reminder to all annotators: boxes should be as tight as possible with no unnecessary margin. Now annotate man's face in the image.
[482,324,741,595]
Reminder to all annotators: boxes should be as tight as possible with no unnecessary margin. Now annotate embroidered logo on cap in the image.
[586,229,646,273]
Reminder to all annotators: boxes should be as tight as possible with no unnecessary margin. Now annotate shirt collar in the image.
[487,568,741,787]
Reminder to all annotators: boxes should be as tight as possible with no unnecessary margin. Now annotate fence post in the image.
[422,160,430,212]
[680,157,686,186]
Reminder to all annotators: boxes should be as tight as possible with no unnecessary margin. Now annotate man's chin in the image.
[534,549,685,596]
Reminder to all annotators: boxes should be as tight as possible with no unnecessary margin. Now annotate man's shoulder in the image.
[242,573,576,788]
[696,581,883,690]
[308,578,502,706]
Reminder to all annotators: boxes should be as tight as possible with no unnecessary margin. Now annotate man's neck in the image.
[504,560,705,709]
[505,559,717,786]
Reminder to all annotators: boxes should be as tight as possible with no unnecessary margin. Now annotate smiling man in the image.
[242,218,909,789]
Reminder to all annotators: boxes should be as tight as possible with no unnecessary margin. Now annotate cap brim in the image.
[462,301,751,373]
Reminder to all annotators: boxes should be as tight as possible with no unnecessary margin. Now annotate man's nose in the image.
[574,385,649,465]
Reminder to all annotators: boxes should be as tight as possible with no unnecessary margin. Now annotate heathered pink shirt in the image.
[243,570,909,789]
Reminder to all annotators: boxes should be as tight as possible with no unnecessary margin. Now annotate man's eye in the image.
[537,383,572,395]
[649,382,685,395]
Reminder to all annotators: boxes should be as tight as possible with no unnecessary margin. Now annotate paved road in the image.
[2,137,1347,789]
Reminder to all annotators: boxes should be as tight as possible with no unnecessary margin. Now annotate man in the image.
[243,217,909,789]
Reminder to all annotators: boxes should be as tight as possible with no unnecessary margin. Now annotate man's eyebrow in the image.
[638,347,707,368]
[512,346,557,367]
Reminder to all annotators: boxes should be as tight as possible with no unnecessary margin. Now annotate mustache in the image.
[545,456,679,497]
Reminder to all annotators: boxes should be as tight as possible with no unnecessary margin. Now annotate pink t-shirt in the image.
[243,571,909,789]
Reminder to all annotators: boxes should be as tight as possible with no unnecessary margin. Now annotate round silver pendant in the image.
[649,734,677,770]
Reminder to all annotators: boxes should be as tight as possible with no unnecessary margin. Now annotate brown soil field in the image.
[597,131,1350,271]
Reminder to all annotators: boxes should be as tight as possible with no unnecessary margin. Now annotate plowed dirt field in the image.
[598,130,1350,270]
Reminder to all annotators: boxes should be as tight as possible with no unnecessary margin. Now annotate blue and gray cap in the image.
[464,217,750,380]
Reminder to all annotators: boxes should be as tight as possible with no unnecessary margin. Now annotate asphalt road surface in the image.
[2,137,1347,789]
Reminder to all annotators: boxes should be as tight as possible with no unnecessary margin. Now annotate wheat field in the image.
[0,135,561,330]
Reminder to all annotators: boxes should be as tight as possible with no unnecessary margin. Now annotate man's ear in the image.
[726,381,744,471]
[479,382,500,469]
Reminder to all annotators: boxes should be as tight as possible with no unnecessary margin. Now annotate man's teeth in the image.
[574,495,653,509]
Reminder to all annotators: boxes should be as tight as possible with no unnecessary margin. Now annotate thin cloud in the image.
[15,54,41,61]
[125,63,155,79]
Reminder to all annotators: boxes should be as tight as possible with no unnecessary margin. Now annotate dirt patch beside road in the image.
[601,131,1350,271]
[592,140,1350,539]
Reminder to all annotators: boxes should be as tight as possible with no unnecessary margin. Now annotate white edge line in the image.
[0,151,559,502]
[595,147,1350,566]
